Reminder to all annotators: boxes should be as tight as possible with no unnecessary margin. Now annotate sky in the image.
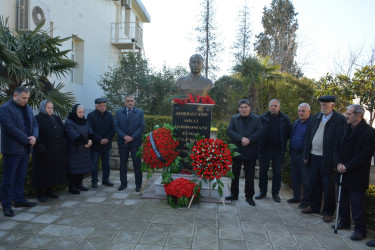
[141,0,375,81]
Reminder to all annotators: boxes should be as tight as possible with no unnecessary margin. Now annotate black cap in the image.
[318,95,335,103]
[95,98,107,104]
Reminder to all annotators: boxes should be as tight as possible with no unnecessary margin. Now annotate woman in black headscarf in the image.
[64,104,93,194]
[32,100,67,202]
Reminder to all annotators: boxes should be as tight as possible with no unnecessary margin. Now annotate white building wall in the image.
[0,0,150,112]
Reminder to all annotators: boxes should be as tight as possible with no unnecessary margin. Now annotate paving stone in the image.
[112,230,143,243]
[219,239,247,250]
[31,214,61,224]
[105,242,135,250]
[192,237,219,249]
[11,212,37,222]
[76,239,109,250]
[38,224,70,236]
[165,235,192,248]
[20,235,57,248]
[138,232,167,246]
[47,237,82,249]
[0,221,20,230]
[61,226,95,239]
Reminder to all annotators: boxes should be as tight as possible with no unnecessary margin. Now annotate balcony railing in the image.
[111,22,143,50]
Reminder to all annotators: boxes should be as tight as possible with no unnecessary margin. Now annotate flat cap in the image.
[95,97,107,104]
[318,95,335,103]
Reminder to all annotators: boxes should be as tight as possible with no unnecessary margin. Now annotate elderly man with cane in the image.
[332,104,375,241]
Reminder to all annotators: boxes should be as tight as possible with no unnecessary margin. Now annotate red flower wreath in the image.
[141,127,179,169]
[164,178,201,208]
[191,138,232,180]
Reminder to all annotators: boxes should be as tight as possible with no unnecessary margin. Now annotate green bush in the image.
[367,184,375,230]
[216,120,230,143]
[144,115,172,134]
[281,149,292,188]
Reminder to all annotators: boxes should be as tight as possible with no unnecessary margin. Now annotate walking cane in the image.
[334,173,343,234]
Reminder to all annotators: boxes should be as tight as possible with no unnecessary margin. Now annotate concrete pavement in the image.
[0,170,374,249]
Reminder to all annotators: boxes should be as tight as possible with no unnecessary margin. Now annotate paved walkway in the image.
[0,170,373,249]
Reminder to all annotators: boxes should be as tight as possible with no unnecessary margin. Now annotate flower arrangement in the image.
[173,93,215,105]
[164,178,201,208]
[137,124,181,185]
[187,135,237,197]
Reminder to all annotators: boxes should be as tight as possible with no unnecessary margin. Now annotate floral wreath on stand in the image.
[136,123,181,193]
[186,135,239,209]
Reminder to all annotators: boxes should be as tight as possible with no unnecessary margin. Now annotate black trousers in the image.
[339,187,367,235]
[230,158,256,198]
[69,174,83,189]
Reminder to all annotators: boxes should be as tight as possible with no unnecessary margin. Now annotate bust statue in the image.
[176,54,214,96]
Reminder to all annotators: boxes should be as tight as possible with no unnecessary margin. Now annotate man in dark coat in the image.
[301,95,347,223]
[87,98,115,188]
[288,103,312,208]
[0,86,39,217]
[225,99,263,206]
[333,104,375,241]
[255,99,291,203]
[114,95,145,192]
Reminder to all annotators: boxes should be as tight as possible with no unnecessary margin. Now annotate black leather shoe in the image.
[91,183,98,188]
[246,197,255,206]
[14,201,36,208]
[102,181,114,187]
[118,183,127,191]
[366,240,375,247]
[254,192,266,199]
[350,231,366,241]
[3,207,14,217]
[225,194,238,201]
[79,185,89,191]
[272,194,281,203]
[69,187,80,194]
[135,186,141,192]
[331,222,350,230]
[287,197,300,203]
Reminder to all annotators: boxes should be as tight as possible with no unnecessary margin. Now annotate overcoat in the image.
[64,118,93,175]
[32,113,67,187]
[0,98,38,154]
[303,110,346,175]
[227,112,263,160]
[333,119,375,191]
[259,111,291,153]
[87,109,115,152]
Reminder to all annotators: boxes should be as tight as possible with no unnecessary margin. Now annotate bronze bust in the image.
[176,54,213,96]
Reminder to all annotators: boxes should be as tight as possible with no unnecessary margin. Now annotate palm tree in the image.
[0,16,76,116]
[233,55,280,113]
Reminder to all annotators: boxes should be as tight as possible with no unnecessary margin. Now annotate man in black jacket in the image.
[226,99,263,206]
[301,95,346,223]
[87,98,115,188]
[255,99,291,203]
[332,104,375,241]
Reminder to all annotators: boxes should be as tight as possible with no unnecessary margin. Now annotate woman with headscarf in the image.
[64,104,93,194]
[32,100,67,202]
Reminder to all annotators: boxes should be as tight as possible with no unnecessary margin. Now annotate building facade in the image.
[0,0,150,110]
